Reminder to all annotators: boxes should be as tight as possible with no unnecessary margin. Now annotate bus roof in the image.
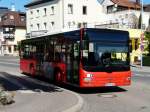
[22,28,129,44]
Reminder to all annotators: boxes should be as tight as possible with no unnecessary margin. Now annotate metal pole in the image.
[140,0,143,67]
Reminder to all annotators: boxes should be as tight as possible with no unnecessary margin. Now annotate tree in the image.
[145,32,150,55]
[147,17,150,32]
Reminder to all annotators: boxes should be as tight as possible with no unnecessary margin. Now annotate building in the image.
[0,11,26,56]
[25,0,150,64]
[144,4,150,12]
[98,0,149,29]
[25,0,107,37]
[144,4,150,32]
[0,7,9,18]
[98,0,150,64]
[0,7,10,54]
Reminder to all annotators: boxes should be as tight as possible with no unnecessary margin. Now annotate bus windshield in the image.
[82,42,130,72]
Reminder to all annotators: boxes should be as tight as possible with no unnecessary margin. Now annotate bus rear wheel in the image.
[30,64,35,76]
[54,70,62,83]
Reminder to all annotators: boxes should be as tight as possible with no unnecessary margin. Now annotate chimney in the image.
[11,2,15,11]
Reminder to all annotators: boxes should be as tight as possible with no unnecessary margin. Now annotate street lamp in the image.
[140,0,144,67]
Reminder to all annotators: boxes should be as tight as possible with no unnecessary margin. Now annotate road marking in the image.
[0,61,19,66]
[17,90,38,94]
[97,94,117,98]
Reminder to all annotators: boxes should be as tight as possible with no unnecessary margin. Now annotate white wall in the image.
[63,0,107,29]
[14,28,26,44]
[26,0,62,34]
[26,0,150,37]
[26,0,108,36]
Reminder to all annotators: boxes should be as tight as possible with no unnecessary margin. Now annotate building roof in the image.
[0,7,9,17]
[25,0,54,7]
[0,11,26,27]
[144,4,150,12]
[111,0,141,9]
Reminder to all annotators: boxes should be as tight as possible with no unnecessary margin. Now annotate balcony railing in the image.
[95,22,146,30]
[3,33,15,39]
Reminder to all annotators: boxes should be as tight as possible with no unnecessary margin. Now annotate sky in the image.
[0,0,150,12]
[0,0,30,11]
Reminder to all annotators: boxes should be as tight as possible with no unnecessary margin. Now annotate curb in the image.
[3,71,84,112]
[62,89,84,112]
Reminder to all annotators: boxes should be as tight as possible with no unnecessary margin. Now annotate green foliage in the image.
[143,56,150,66]
[17,41,21,51]
[145,32,150,55]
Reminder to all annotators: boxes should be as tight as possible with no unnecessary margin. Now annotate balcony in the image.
[3,33,15,40]
[95,22,146,30]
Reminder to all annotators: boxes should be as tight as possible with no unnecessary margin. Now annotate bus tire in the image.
[54,69,62,83]
[30,64,35,76]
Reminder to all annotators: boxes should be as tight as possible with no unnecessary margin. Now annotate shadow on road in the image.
[59,85,127,94]
[77,86,127,94]
[0,71,127,94]
[0,72,63,93]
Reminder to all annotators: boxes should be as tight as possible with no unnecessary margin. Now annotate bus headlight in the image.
[87,74,93,78]
[126,77,131,81]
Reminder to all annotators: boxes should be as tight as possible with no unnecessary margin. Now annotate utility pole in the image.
[140,0,144,67]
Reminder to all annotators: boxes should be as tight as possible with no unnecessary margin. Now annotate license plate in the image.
[105,83,115,86]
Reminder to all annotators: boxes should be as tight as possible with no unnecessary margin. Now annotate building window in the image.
[78,23,82,28]
[83,6,87,15]
[14,45,17,51]
[37,10,39,16]
[10,15,14,20]
[30,24,33,30]
[83,22,87,28]
[44,8,47,16]
[8,46,12,53]
[68,22,71,28]
[30,11,33,15]
[21,16,25,21]
[50,6,54,15]
[68,4,73,14]
[3,16,7,20]
[51,22,55,28]
[44,22,47,30]
[37,23,40,30]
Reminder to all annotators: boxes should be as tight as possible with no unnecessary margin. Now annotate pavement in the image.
[1,55,150,112]
[131,66,150,73]
[0,66,84,112]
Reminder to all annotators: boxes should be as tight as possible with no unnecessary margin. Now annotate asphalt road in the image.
[0,56,150,112]
[0,56,79,112]
[80,75,150,112]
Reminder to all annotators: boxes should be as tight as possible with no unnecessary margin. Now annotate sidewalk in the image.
[131,66,150,73]
[0,69,83,112]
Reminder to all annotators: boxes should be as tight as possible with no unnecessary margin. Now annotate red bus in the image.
[20,28,131,87]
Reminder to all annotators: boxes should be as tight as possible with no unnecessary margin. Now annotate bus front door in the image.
[66,42,79,85]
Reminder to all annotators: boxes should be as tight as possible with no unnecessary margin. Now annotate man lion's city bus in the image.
[20,28,131,87]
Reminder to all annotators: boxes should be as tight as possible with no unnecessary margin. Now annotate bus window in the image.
[82,40,89,65]
[74,42,79,59]
[54,44,61,62]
